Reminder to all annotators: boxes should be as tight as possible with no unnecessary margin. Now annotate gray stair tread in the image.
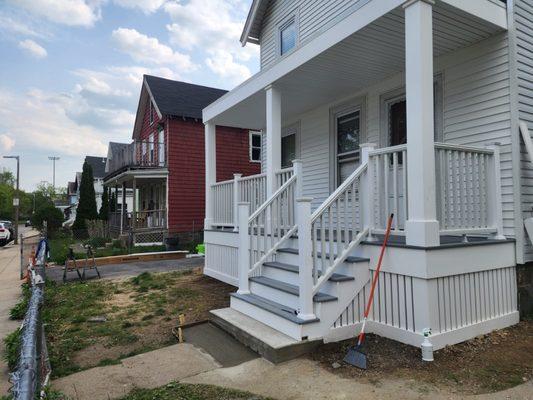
[250,276,337,303]
[231,293,319,325]
[263,261,354,282]
[277,248,369,264]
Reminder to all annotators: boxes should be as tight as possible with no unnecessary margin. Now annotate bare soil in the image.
[46,268,234,377]
[310,320,533,395]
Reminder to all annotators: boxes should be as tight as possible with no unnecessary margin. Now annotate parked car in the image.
[25,220,31,227]
[0,222,12,246]
[0,220,14,239]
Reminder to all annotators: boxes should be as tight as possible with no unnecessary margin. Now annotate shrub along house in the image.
[202,0,531,358]
[104,75,260,245]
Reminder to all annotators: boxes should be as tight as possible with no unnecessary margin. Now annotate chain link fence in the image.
[19,233,41,280]
[10,238,51,400]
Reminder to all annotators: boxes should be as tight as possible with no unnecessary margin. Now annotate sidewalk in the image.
[0,242,23,396]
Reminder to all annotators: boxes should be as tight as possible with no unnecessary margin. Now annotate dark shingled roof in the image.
[85,156,107,178]
[144,75,228,120]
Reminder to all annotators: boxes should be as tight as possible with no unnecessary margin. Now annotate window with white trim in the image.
[335,110,361,186]
[149,132,155,163]
[249,131,262,162]
[279,16,297,56]
[149,101,154,125]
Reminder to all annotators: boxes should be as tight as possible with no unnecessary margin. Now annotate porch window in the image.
[279,16,297,56]
[336,111,360,185]
[281,123,299,168]
[250,131,262,162]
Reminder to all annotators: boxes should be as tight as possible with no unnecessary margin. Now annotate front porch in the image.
[202,0,518,351]
[104,141,168,245]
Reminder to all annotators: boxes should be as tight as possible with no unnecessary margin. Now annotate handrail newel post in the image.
[361,143,377,241]
[297,196,316,320]
[486,143,505,240]
[238,202,251,294]
[233,173,243,232]
[293,159,303,198]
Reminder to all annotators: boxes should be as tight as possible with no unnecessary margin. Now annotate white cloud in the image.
[163,0,257,84]
[111,28,197,72]
[113,0,166,14]
[10,0,102,27]
[0,134,16,152]
[206,50,251,85]
[0,14,45,38]
[18,39,48,59]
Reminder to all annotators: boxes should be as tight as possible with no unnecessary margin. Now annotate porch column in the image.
[265,84,282,198]
[404,0,440,247]
[132,178,137,231]
[120,182,126,235]
[204,121,216,229]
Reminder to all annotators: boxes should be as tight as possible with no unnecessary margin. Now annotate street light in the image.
[48,156,60,192]
[3,155,20,244]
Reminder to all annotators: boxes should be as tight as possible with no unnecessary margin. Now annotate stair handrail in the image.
[247,173,298,277]
[310,160,370,295]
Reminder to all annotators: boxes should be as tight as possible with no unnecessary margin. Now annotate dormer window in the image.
[149,100,154,125]
[279,15,298,56]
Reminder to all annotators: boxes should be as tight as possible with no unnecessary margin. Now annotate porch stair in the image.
[229,242,371,341]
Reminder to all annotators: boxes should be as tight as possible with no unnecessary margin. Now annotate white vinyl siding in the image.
[515,0,533,261]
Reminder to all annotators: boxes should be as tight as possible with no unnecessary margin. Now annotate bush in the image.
[85,236,109,249]
[48,236,74,265]
[31,202,64,236]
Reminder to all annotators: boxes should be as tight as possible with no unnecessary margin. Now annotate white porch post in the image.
[265,85,282,198]
[233,173,242,232]
[120,182,126,235]
[204,122,216,229]
[296,197,315,320]
[292,159,303,198]
[486,143,506,240]
[404,0,440,247]
[237,202,250,294]
[360,143,377,239]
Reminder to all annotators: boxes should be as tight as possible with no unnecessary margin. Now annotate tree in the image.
[109,191,116,212]
[99,187,110,219]
[73,161,98,231]
[31,201,64,236]
[0,169,15,186]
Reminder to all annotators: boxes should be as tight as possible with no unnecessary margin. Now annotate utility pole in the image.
[3,155,20,244]
[48,156,60,194]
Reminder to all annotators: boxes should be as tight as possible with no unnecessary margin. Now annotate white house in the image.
[202,0,531,358]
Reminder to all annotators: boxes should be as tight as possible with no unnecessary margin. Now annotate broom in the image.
[344,213,394,369]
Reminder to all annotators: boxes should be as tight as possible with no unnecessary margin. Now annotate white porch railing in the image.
[276,167,294,188]
[238,173,267,214]
[212,180,235,227]
[435,143,503,236]
[368,144,408,233]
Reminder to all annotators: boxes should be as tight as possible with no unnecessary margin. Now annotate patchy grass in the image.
[3,329,21,371]
[9,283,30,320]
[311,320,533,395]
[44,268,232,378]
[119,382,273,400]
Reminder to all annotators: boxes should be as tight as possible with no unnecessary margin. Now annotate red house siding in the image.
[136,94,260,239]
[165,119,260,236]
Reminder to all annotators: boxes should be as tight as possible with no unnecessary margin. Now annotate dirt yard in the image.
[43,268,233,378]
[310,320,533,395]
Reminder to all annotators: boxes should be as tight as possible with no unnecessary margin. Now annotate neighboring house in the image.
[103,75,260,245]
[202,0,529,358]
[84,156,107,212]
[67,181,77,205]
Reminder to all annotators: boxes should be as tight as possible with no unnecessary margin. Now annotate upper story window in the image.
[278,14,298,56]
[250,131,262,163]
[149,100,154,125]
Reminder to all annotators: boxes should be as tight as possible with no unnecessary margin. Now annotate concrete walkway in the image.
[51,341,533,400]
[0,241,23,396]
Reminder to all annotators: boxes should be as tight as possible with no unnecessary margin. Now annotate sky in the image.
[0,0,259,191]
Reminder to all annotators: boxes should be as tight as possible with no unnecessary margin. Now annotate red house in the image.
[103,75,261,245]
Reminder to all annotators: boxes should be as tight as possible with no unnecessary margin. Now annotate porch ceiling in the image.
[211,2,504,130]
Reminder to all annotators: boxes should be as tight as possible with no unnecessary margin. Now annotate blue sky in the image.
[0,0,258,191]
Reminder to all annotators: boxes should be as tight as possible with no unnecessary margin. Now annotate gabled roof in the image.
[240,0,270,46]
[108,142,128,157]
[84,156,107,179]
[67,181,76,195]
[132,75,228,139]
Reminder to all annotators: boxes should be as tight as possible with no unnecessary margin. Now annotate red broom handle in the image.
[363,213,394,319]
